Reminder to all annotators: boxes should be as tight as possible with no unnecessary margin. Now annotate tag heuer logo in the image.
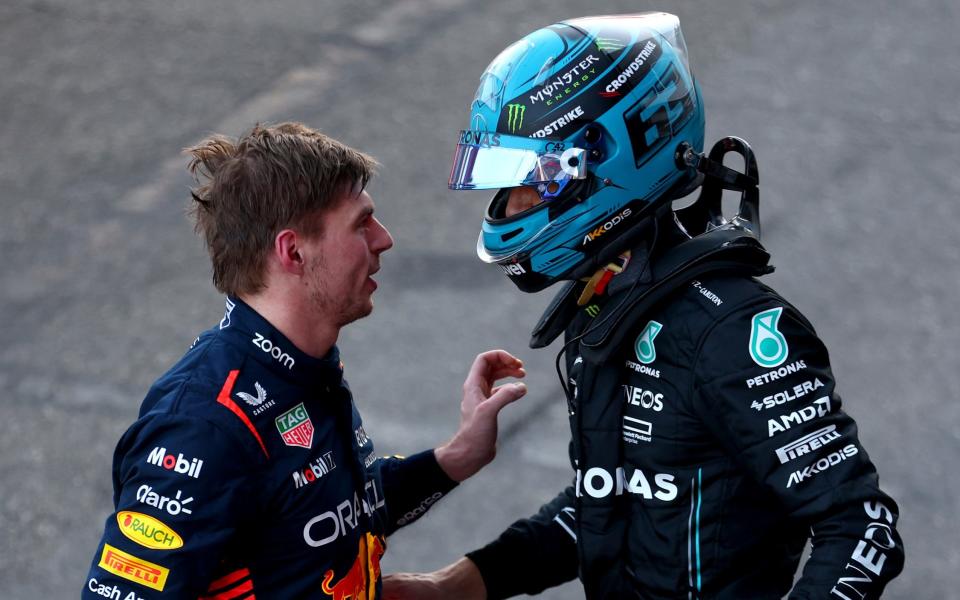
[634,320,663,365]
[275,403,314,449]
[749,307,789,368]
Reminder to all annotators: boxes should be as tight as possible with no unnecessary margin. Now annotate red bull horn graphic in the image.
[321,533,386,600]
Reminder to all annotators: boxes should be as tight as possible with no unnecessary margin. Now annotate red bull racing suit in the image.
[467,231,904,599]
[83,297,457,599]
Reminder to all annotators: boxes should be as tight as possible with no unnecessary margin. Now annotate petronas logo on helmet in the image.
[507,103,525,134]
[635,321,663,365]
[749,307,789,368]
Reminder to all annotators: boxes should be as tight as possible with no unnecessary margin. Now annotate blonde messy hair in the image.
[186,122,378,296]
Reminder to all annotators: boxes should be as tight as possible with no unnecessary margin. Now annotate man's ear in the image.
[274,229,305,275]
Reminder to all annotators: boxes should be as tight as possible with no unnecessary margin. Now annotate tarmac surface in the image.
[1,0,958,598]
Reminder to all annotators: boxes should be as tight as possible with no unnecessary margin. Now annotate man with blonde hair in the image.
[83,122,527,599]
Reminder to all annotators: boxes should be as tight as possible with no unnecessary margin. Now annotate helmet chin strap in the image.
[577,250,631,306]
[567,198,670,284]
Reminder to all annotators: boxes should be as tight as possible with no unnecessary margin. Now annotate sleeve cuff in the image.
[381,449,459,533]
[465,545,513,600]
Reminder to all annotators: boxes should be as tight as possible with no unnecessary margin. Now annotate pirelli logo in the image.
[775,425,841,464]
[98,543,169,591]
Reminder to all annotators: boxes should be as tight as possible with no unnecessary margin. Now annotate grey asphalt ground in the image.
[1,1,958,598]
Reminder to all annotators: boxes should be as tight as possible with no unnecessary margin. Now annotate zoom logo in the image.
[252,332,295,369]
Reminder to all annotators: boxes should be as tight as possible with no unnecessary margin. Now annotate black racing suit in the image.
[468,227,904,599]
[83,297,457,599]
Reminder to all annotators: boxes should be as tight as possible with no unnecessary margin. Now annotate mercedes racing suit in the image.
[467,233,904,599]
[83,297,457,599]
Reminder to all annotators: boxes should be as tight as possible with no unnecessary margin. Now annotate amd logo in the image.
[767,396,831,437]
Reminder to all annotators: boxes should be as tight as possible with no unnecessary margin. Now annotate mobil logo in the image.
[146,446,204,479]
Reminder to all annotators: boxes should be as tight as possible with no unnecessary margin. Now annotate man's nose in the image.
[371,217,394,253]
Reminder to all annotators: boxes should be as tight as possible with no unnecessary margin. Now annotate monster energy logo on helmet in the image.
[506,103,525,133]
[595,36,626,52]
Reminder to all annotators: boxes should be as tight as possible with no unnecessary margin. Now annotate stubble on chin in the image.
[306,255,372,328]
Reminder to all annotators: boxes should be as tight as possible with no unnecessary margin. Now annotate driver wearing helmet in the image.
[385,13,904,600]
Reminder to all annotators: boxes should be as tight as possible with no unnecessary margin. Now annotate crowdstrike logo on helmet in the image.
[455,13,705,294]
[605,40,659,95]
[506,103,525,134]
[531,105,585,139]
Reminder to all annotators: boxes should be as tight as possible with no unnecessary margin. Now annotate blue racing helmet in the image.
[449,13,705,292]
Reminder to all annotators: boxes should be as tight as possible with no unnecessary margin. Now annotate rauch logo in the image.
[117,511,183,550]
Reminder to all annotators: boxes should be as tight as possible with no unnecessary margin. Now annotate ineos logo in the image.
[624,385,663,411]
[252,333,295,370]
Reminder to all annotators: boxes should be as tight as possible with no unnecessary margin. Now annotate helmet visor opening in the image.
[449,131,587,190]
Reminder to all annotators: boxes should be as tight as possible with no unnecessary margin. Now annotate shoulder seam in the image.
[153,335,269,465]
[215,369,270,459]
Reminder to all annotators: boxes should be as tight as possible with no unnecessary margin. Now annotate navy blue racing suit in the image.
[83,297,457,599]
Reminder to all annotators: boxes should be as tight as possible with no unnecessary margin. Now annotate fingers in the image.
[466,350,525,386]
[487,364,526,382]
[484,381,527,412]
